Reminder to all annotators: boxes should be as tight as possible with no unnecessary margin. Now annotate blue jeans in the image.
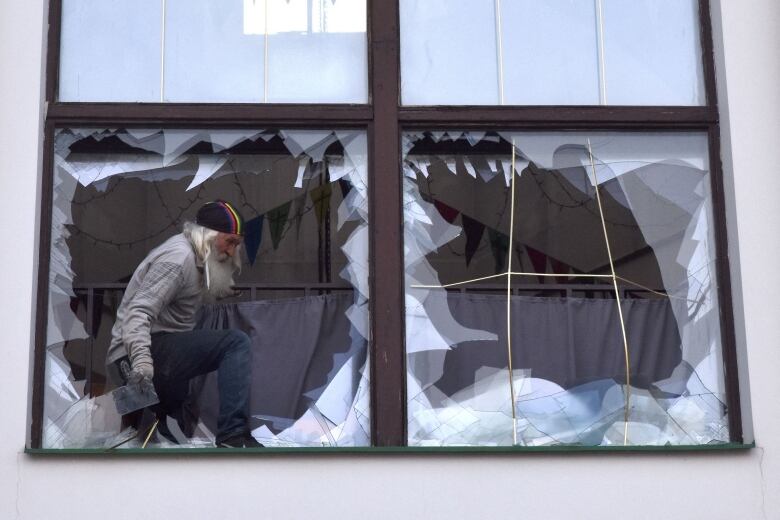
[150,329,252,443]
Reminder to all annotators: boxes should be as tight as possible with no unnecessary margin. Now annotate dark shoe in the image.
[217,433,264,448]
[242,435,264,448]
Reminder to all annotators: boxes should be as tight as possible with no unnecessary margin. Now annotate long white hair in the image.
[183,221,242,299]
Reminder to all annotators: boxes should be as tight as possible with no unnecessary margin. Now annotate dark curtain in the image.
[430,292,682,396]
[193,291,680,433]
[196,292,366,433]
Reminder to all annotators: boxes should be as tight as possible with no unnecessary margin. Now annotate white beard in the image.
[203,249,238,303]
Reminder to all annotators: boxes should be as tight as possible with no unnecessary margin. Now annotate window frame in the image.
[30,0,743,449]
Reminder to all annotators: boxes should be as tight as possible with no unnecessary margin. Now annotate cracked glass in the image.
[403,131,728,446]
[44,128,370,448]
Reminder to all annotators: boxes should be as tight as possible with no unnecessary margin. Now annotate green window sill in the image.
[25,442,754,456]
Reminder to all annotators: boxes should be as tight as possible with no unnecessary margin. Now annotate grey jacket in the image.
[107,233,204,368]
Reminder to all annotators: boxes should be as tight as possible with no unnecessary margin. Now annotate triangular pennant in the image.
[267,201,292,250]
[461,214,486,267]
[433,199,460,224]
[488,229,510,274]
[525,245,548,283]
[243,215,264,265]
[310,183,333,227]
[292,193,307,237]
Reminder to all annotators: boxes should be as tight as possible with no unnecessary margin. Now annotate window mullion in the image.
[368,0,406,446]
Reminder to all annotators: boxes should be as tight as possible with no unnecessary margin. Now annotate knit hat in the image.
[196,200,244,235]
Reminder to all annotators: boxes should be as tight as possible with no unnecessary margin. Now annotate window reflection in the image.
[243,0,366,35]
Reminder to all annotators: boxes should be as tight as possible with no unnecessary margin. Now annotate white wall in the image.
[0,1,778,518]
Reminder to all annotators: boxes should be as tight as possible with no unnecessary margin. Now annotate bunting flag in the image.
[267,201,292,250]
[310,183,333,227]
[434,199,460,223]
[292,193,307,238]
[461,214,485,266]
[338,178,352,199]
[243,215,264,265]
[488,229,510,274]
[524,244,548,283]
[427,194,570,274]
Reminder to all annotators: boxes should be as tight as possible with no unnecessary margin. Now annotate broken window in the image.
[34,0,745,451]
[404,131,728,446]
[59,0,368,102]
[44,128,369,448]
[400,0,705,105]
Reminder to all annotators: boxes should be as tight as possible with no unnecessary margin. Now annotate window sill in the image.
[25,442,754,456]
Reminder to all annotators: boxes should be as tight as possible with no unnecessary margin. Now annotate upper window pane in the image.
[400,0,705,106]
[59,0,368,103]
[59,0,163,102]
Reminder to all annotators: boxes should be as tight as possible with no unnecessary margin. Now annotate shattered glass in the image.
[43,128,370,448]
[403,131,729,446]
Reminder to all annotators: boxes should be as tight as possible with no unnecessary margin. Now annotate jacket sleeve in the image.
[121,261,184,369]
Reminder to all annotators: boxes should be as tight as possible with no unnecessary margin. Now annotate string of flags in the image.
[427,194,577,281]
[243,178,351,265]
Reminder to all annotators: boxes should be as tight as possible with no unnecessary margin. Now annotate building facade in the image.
[0,0,778,517]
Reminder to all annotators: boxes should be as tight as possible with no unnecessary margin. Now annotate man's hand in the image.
[127,362,156,397]
[130,360,154,382]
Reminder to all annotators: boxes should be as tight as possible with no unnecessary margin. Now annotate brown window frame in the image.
[30,0,742,448]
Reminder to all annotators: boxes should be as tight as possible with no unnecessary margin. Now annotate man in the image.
[106,200,261,448]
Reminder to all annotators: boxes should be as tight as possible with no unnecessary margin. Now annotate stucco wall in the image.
[0,1,777,518]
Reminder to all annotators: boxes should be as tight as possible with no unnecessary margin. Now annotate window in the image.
[44,128,370,447]
[31,0,743,450]
[400,0,704,106]
[59,0,368,102]
[403,131,728,446]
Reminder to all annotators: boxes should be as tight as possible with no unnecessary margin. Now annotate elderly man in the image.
[106,200,261,448]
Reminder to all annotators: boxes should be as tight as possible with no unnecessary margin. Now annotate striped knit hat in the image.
[196,200,244,236]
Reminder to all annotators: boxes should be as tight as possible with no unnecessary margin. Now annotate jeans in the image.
[149,329,252,443]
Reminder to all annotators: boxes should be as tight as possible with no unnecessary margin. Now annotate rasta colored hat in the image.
[196,200,244,235]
